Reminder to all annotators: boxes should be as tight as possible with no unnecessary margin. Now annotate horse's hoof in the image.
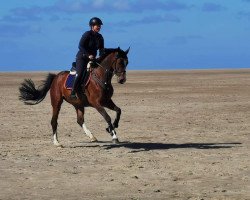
[112,138,120,144]
[55,144,64,148]
[90,137,98,142]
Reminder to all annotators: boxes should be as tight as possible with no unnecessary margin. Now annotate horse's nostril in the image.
[118,78,126,84]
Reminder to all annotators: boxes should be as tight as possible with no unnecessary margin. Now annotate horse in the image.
[19,47,129,147]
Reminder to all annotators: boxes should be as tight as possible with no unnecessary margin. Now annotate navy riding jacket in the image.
[76,30,104,58]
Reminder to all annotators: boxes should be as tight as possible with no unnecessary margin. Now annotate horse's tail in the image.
[19,73,56,105]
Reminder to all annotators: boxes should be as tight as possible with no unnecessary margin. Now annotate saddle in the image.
[65,62,91,90]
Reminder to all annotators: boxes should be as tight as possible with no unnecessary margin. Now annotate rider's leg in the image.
[70,57,87,98]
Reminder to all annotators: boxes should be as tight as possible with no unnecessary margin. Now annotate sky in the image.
[0,0,250,71]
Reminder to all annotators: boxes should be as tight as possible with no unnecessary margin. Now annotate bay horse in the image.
[19,47,129,146]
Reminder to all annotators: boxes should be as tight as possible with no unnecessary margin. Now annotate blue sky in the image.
[0,0,250,71]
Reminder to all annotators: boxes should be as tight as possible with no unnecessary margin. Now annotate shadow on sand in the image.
[71,141,242,152]
[102,142,242,152]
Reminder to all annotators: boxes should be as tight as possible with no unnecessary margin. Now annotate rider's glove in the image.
[88,55,95,60]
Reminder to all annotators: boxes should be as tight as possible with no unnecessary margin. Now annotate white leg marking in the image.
[82,123,97,142]
[82,123,93,138]
[53,132,61,146]
[112,130,118,139]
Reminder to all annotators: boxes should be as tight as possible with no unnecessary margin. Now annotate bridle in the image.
[92,55,127,89]
[96,55,127,76]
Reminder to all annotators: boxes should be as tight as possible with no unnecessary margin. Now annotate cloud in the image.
[1,14,42,23]
[168,35,203,45]
[1,6,43,23]
[0,24,29,37]
[61,26,81,32]
[50,0,190,13]
[49,15,61,22]
[0,0,191,29]
[0,24,41,38]
[238,11,250,20]
[1,0,190,23]
[111,14,180,27]
[128,0,190,12]
[202,3,226,12]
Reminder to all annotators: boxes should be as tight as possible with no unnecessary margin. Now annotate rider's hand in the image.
[88,55,95,60]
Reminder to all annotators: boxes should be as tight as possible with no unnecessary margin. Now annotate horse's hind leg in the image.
[76,107,97,142]
[51,99,63,147]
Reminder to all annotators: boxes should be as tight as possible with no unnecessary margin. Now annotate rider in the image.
[70,17,104,99]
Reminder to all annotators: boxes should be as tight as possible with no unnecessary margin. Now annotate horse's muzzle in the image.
[117,74,126,84]
[118,79,126,84]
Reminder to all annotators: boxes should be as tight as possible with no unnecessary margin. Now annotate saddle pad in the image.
[65,73,75,90]
[65,71,91,90]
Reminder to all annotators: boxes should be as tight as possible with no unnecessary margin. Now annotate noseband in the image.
[92,56,127,90]
[96,56,127,76]
[112,57,127,76]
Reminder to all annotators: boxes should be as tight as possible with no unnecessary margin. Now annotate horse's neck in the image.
[95,54,114,82]
[100,53,113,68]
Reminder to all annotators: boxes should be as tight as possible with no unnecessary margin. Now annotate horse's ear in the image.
[118,46,121,51]
[125,47,130,55]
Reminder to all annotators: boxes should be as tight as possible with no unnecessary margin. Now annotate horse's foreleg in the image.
[51,102,63,147]
[95,105,119,143]
[104,100,121,128]
[76,107,97,142]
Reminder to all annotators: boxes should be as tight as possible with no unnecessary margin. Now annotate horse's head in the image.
[97,47,129,84]
[102,47,129,84]
[113,47,129,84]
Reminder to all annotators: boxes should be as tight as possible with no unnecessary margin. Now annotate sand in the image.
[0,70,249,200]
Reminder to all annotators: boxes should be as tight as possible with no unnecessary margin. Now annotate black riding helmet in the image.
[89,17,103,26]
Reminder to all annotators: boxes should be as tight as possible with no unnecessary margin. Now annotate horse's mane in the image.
[97,48,126,63]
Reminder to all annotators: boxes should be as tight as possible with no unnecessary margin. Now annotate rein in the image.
[96,58,126,75]
[91,57,126,90]
[92,62,112,90]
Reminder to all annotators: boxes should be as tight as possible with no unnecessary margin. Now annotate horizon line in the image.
[1,67,250,73]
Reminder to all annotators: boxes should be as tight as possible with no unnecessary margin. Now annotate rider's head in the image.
[89,17,103,33]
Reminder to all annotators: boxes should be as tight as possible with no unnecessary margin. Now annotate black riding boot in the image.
[70,74,79,99]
